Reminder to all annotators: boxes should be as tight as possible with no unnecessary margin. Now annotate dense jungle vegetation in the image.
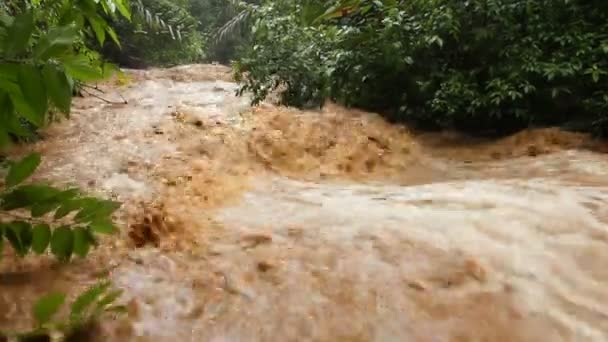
[232,0,608,134]
[6,0,606,134]
[59,0,608,135]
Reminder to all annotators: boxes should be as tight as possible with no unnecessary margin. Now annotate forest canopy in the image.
[2,0,608,135]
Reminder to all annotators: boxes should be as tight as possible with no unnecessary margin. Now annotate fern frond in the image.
[133,0,184,41]
[214,7,253,43]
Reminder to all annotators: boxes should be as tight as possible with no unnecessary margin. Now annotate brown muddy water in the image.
[2,64,608,341]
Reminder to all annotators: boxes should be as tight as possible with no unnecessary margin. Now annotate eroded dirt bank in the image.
[2,64,608,341]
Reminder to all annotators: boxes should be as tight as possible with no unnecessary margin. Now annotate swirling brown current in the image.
[2,64,608,341]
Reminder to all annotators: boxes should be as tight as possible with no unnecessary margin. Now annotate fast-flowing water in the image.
[2,65,608,341]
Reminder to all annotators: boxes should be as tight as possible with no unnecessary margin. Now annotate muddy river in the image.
[2,64,608,341]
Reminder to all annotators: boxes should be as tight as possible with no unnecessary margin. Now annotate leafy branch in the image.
[0,0,129,144]
[1,280,126,341]
[1,153,120,261]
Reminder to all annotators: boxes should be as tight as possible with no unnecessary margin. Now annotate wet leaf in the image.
[89,220,117,235]
[54,199,83,219]
[33,292,66,325]
[2,184,61,210]
[73,227,92,257]
[18,66,47,125]
[6,153,41,188]
[70,281,111,322]
[31,201,60,217]
[114,0,131,19]
[4,221,32,257]
[106,26,120,47]
[61,54,104,81]
[50,226,73,261]
[4,11,34,56]
[33,25,79,61]
[75,199,120,223]
[42,64,72,114]
[88,15,106,46]
[32,224,51,254]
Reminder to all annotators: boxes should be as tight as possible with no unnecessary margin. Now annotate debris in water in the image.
[241,233,273,249]
[408,280,428,291]
[128,207,169,248]
[257,261,274,273]
[465,258,487,283]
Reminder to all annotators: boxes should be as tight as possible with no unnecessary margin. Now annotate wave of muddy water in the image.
[2,64,608,341]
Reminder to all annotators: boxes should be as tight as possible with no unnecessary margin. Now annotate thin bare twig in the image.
[81,83,106,94]
[80,83,128,104]
[82,88,128,105]
[0,211,49,226]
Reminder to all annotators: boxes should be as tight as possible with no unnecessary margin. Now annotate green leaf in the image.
[106,26,120,47]
[5,153,41,187]
[102,63,119,78]
[33,25,79,61]
[54,199,82,219]
[114,0,132,19]
[73,227,92,257]
[4,11,34,56]
[50,226,74,261]
[94,289,123,314]
[0,91,27,144]
[0,91,33,139]
[0,126,10,148]
[99,0,112,14]
[61,54,104,81]
[1,184,61,210]
[18,66,47,125]
[32,224,51,254]
[8,90,41,128]
[88,16,106,46]
[70,281,111,322]
[4,221,32,257]
[75,199,121,223]
[0,62,18,76]
[20,222,33,254]
[0,12,13,27]
[31,201,61,217]
[33,292,66,325]
[56,188,80,201]
[89,220,117,235]
[42,65,72,114]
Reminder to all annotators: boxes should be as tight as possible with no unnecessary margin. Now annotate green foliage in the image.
[0,3,126,340]
[1,280,125,341]
[34,292,66,325]
[197,0,260,64]
[102,0,204,67]
[0,154,120,261]
[235,0,608,134]
[0,0,124,260]
[102,0,262,67]
[0,0,130,143]
[5,153,41,187]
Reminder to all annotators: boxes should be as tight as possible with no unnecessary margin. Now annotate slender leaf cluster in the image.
[0,154,120,261]
[102,0,205,67]
[0,2,127,339]
[0,0,130,143]
[2,280,125,341]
